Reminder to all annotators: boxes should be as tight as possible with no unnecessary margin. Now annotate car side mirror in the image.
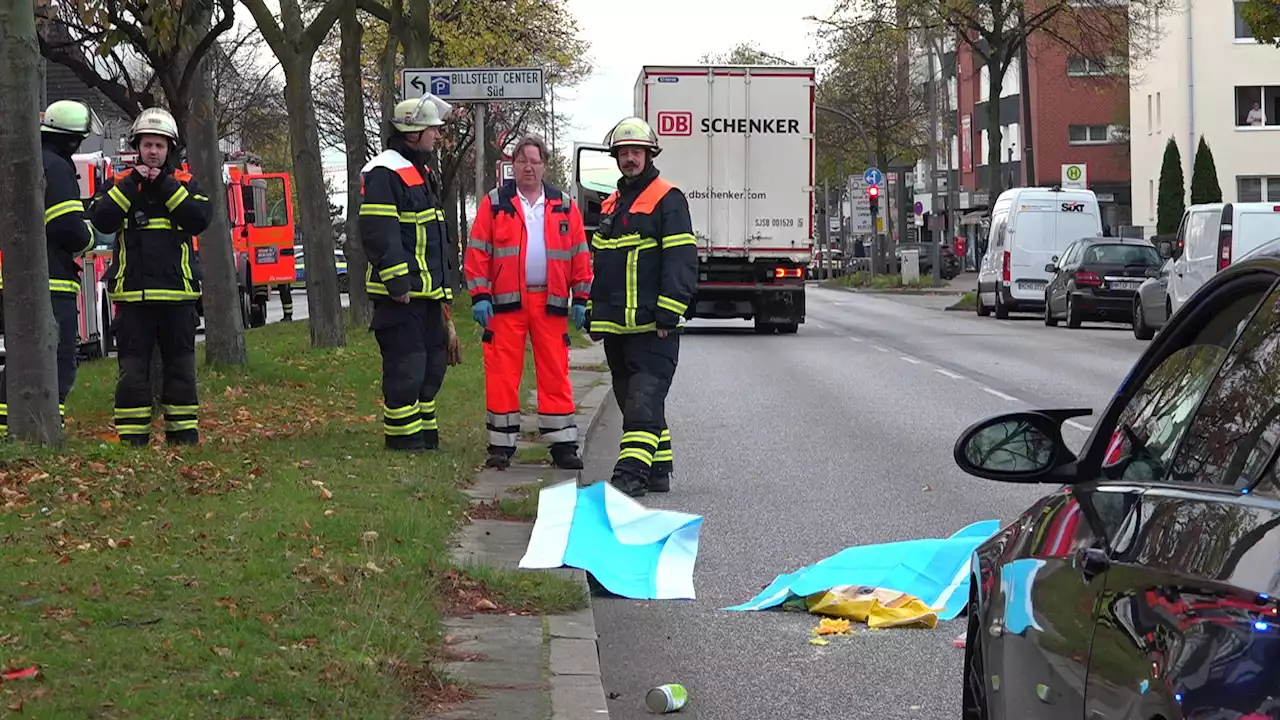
[1044,263,1058,273]
[1158,240,1172,259]
[953,410,1089,483]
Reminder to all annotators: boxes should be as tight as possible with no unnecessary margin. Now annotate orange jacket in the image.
[465,182,592,315]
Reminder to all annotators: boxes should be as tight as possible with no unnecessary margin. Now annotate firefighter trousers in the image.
[0,293,80,437]
[372,297,447,451]
[277,284,293,318]
[113,302,200,446]
[481,289,578,457]
[603,331,679,484]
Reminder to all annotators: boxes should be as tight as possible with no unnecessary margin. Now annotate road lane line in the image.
[900,356,922,364]
[935,369,964,379]
[1065,420,1093,433]
[872,345,889,352]
[847,336,863,342]
[809,320,826,329]
[982,387,1019,402]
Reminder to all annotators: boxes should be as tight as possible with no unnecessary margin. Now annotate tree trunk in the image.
[0,0,63,445]
[340,3,371,327]
[187,28,247,366]
[986,63,1008,199]
[405,0,430,66]
[284,57,346,348]
[377,0,403,147]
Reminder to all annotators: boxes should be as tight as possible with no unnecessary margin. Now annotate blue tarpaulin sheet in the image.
[519,480,704,600]
[723,519,1003,620]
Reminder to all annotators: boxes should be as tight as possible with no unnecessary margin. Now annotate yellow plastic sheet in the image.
[804,585,939,630]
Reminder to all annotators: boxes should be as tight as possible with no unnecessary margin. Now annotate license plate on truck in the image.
[255,247,278,264]
[1017,280,1045,291]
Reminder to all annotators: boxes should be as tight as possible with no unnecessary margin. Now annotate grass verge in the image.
[443,564,585,617]
[0,300,551,717]
[825,272,934,291]
[947,291,978,311]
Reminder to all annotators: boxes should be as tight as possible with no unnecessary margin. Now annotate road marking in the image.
[982,387,1019,402]
[872,345,889,352]
[809,320,826,329]
[901,356,922,364]
[1065,420,1093,433]
[847,336,863,342]
[935,368,964,379]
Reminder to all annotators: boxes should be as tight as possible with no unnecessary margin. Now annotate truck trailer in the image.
[573,64,815,334]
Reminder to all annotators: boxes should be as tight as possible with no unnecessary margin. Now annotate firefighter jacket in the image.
[465,181,592,315]
[39,140,95,295]
[358,142,454,303]
[89,165,211,303]
[587,166,698,334]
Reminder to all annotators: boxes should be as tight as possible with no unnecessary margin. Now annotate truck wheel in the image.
[239,288,252,329]
[778,323,799,334]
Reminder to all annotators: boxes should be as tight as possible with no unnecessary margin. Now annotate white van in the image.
[1164,202,1280,314]
[975,187,1104,318]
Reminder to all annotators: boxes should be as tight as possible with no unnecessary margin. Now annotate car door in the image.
[1077,271,1280,720]
[1047,242,1078,314]
[1168,212,1193,310]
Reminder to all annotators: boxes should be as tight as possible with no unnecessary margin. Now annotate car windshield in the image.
[1082,244,1161,266]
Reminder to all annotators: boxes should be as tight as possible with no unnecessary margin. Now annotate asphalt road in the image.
[583,286,1150,720]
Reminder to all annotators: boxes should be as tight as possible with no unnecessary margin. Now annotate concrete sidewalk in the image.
[438,341,612,720]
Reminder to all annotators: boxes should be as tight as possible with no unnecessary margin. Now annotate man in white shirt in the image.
[464,135,594,470]
[1246,102,1266,127]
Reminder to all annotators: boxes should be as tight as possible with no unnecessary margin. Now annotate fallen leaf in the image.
[302,519,312,531]
[474,598,498,611]
[297,460,315,469]
[808,637,829,646]
[211,646,231,657]
[361,531,378,542]
[323,509,336,517]
[365,562,385,574]
[320,487,333,500]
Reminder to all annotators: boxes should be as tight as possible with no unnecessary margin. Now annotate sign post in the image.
[400,67,546,203]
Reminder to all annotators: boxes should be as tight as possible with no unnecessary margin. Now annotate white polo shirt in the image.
[520,188,547,286]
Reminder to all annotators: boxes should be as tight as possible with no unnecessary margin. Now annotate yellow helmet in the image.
[605,117,661,157]
[391,94,452,133]
[131,107,180,143]
[41,99,100,137]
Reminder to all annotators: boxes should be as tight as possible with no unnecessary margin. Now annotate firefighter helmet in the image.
[391,94,452,133]
[604,117,661,157]
[130,107,180,143]
[41,99,100,137]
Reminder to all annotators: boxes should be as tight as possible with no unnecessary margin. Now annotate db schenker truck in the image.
[573,64,815,334]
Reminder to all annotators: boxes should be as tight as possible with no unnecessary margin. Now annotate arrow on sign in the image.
[409,75,427,97]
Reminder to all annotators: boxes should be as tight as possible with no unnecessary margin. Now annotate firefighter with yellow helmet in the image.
[588,117,698,496]
[0,100,101,438]
[88,106,212,446]
[358,93,461,452]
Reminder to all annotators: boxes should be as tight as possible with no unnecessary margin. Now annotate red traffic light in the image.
[868,185,880,199]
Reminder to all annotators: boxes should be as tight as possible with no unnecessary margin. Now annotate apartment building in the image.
[1130,0,1280,233]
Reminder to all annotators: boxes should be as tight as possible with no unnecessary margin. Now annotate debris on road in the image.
[646,683,689,713]
[807,586,938,629]
[813,617,852,635]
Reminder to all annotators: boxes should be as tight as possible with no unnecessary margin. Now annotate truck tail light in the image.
[774,267,803,279]
[1002,251,1011,284]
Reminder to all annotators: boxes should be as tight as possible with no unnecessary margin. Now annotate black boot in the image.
[485,447,513,469]
[550,443,583,470]
[386,431,427,453]
[646,470,671,493]
[609,469,647,498]
[281,314,293,323]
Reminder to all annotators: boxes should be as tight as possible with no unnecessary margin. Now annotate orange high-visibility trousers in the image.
[483,289,578,453]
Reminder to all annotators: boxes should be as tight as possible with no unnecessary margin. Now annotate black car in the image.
[1043,237,1163,328]
[955,240,1280,719]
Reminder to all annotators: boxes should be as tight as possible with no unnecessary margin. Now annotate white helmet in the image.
[605,116,661,157]
[130,107,179,143]
[391,94,453,133]
[41,99,101,138]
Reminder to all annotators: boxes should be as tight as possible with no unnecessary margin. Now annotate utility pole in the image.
[926,37,942,286]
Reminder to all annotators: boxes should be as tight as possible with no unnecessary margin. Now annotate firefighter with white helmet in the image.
[358,93,461,451]
[0,100,101,438]
[88,106,212,446]
[587,116,698,496]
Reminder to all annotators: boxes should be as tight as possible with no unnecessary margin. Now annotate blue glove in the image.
[570,304,587,330]
[472,299,493,328]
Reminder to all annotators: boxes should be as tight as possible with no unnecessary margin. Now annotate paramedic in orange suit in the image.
[465,134,592,471]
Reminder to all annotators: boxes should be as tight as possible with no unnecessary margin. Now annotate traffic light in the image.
[867,184,880,212]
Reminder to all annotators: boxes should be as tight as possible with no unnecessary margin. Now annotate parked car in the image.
[1132,257,1174,340]
[293,245,349,293]
[1166,202,1280,316]
[1043,236,1162,328]
[954,239,1280,719]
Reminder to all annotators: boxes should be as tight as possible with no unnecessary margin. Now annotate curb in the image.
[823,283,969,296]
[549,349,612,720]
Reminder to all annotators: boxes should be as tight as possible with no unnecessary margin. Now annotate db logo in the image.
[657,111,693,136]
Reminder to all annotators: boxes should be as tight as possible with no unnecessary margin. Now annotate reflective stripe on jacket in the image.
[358,148,453,302]
[464,181,592,315]
[0,143,95,294]
[88,166,211,303]
[587,170,698,334]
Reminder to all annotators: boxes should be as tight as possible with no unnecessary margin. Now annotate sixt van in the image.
[975,186,1103,318]
[573,64,815,334]
[1163,202,1280,315]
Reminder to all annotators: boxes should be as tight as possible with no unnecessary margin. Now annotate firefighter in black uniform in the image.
[587,117,698,497]
[0,99,100,438]
[89,107,212,446]
[359,94,459,452]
